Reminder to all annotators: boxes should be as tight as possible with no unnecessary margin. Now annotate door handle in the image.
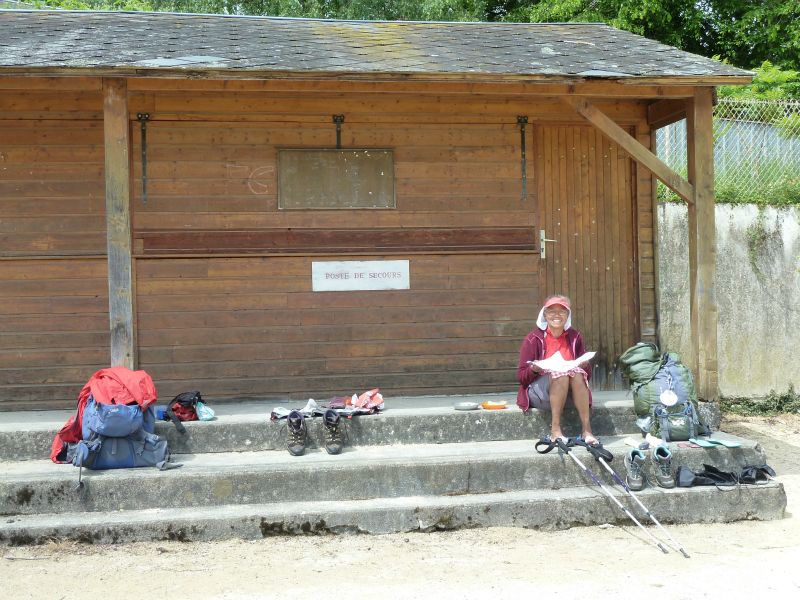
[539,229,557,260]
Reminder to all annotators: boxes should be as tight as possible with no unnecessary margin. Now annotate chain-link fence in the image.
[655,98,800,205]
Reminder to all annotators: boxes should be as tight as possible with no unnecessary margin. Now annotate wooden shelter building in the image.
[0,10,752,409]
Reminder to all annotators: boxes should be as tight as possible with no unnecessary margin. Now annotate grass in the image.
[657,173,800,206]
[720,385,800,416]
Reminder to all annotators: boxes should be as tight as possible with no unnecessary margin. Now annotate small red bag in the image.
[165,391,201,433]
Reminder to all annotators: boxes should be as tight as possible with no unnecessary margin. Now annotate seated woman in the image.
[516,294,596,444]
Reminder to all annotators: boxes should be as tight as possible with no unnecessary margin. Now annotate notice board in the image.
[278,149,395,210]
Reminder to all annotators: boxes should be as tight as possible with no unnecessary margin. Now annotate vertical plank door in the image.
[535,124,639,388]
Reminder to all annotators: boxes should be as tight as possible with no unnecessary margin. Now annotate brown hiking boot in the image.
[286,410,307,456]
[323,409,344,455]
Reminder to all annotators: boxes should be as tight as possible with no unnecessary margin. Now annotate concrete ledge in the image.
[0,483,786,546]
[0,436,769,516]
[0,392,641,461]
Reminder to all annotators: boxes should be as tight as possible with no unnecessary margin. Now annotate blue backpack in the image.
[67,395,172,488]
[630,353,708,441]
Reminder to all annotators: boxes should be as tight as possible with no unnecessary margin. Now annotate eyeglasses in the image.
[544,307,568,315]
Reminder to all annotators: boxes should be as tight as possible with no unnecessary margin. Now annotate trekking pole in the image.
[551,438,669,555]
[576,440,690,559]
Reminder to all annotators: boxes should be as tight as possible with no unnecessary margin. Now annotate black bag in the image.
[739,464,776,484]
[676,463,775,487]
[164,391,202,434]
[676,464,737,487]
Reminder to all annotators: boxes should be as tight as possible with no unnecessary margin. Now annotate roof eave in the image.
[0,66,754,87]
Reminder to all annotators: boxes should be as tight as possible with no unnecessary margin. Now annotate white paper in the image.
[530,351,596,373]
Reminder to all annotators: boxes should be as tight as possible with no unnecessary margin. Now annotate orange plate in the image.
[480,400,508,410]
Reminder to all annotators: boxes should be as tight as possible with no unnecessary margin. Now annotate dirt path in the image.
[3,414,799,600]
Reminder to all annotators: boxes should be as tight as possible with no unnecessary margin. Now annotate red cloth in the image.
[84,367,157,409]
[50,367,157,463]
[544,329,574,361]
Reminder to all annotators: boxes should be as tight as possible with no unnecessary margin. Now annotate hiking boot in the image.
[624,448,646,491]
[652,444,676,488]
[323,409,344,455]
[286,410,307,456]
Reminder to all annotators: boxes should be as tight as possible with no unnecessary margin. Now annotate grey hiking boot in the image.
[286,410,307,456]
[624,448,646,491]
[652,444,676,488]
[323,409,344,455]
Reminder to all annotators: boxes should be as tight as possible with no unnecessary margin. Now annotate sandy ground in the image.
[2,413,799,600]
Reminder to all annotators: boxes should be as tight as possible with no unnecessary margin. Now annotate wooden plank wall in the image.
[0,78,655,407]
[130,90,544,400]
[0,259,110,409]
[136,255,536,399]
[535,124,639,388]
[0,84,111,409]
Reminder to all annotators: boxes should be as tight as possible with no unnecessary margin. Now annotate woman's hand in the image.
[529,362,542,374]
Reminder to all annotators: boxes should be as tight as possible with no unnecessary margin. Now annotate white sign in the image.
[312,260,410,292]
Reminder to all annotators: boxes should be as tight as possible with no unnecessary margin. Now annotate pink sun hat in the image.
[543,296,571,311]
[536,295,572,330]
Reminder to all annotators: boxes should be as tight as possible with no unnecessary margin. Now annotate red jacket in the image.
[516,328,593,411]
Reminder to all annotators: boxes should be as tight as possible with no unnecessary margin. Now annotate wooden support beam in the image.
[103,78,136,369]
[647,98,687,129]
[563,96,694,203]
[686,88,718,401]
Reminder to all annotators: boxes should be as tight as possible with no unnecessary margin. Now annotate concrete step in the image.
[0,482,786,546]
[0,434,775,517]
[2,392,656,461]
[0,393,777,546]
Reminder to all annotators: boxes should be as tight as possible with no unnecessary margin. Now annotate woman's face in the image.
[544,304,569,331]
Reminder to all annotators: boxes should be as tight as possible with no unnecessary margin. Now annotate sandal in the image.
[535,434,569,454]
[575,434,600,447]
[705,437,742,449]
[573,435,614,461]
[688,437,717,448]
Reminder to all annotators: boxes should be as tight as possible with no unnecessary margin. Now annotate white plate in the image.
[454,401,480,411]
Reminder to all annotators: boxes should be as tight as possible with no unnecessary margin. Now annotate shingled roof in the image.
[0,9,752,83]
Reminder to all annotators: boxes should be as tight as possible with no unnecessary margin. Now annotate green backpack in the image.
[619,342,663,383]
[619,343,707,441]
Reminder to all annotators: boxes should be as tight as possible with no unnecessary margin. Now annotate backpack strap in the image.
[165,404,187,434]
[653,404,672,442]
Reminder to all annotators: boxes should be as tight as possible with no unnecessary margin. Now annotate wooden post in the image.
[686,88,718,401]
[103,78,136,368]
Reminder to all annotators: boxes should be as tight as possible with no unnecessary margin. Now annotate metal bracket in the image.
[333,114,345,149]
[137,112,150,205]
[517,116,528,201]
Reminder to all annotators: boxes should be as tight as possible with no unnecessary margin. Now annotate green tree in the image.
[719,61,800,101]
[704,1,800,71]
[505,1,799,71]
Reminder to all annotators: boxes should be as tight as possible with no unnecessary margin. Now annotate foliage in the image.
[505,1,799,70]
[720,385,800,416]
[705,1,800,72]
[34,0,155,8]
[54,0,509,20]
[776,113,800,139]
[659,165,800,207]
[506,0,703,52]
[718,62,800,101]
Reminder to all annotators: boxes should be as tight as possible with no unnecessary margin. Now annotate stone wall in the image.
[657,204,800,398]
